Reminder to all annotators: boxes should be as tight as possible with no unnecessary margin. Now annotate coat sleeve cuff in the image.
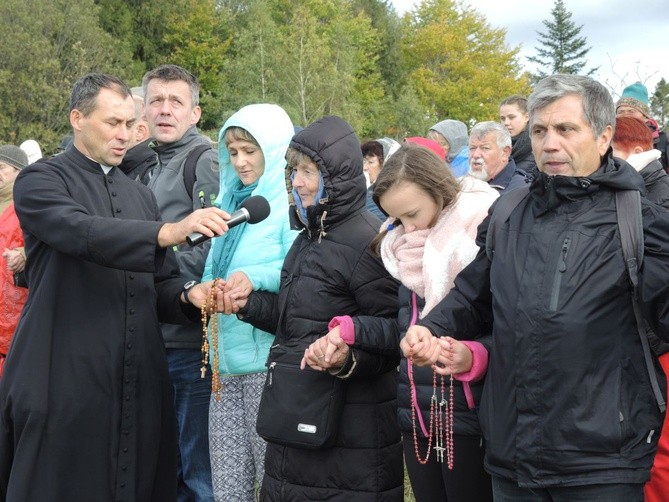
[328,316,355,345]
[454,341,488,383]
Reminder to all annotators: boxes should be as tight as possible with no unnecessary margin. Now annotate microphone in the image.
[187,195,271,246]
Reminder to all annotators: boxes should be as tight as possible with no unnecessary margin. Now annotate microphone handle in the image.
[186,208,250,247]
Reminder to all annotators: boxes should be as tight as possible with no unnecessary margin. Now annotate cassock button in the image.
[120,482,126,488]
[127,343,133,349]
[129,292,135,297]
[112,192,117,196]
[122,447,128,453]
[115,208,122,214]
[107,178,113,184]
[121,466,127,471]
[129,309,135,314]
[129,327,135,332]
[129,275,134,280]
[123,429,129,435]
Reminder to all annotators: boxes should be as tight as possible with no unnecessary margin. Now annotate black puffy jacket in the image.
[242,116,403,501]
[422,155,669,488]
[354,284,488,437]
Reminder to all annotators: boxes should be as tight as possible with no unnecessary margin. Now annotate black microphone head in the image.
[241,195,271,224]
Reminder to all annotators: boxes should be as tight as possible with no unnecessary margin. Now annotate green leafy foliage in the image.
[651,78,669,130]
[0,0,134,153]
[3,0,662,156]
[401,0,530,129]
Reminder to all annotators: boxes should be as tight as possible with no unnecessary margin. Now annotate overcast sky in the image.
[390,0,669,98]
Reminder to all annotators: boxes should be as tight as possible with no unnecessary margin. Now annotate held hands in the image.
[218,272,252,314]
[401,327,474,375]
[3,248,25,273]
[158,207,231,248]
[183,273,253,313]
[401,325,440,366]
[183,279,225,309]
[301,325,350,371]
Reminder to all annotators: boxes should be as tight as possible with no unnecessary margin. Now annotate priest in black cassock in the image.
[0,74,230,501]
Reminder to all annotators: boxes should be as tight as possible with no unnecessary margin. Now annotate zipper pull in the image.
[559,237,571,272]
[267,362,276,388]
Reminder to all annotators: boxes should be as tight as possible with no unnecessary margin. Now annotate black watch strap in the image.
[181,280,197,303]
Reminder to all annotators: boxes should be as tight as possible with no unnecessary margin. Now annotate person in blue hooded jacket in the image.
[201,103,298,501]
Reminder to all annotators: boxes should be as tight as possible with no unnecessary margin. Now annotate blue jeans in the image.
[167,348,214,502]
[491,475,644,502]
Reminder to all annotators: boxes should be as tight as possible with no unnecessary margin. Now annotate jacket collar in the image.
[531,151,644,213]
[489,158,519,191]
[150,126,200,164]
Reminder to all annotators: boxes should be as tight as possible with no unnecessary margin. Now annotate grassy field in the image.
[404,464,416,501]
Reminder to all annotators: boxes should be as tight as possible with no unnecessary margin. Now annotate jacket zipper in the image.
[266,362,276,387]
[549,237,571,311]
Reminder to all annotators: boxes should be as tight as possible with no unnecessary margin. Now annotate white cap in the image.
[20,139,43,164]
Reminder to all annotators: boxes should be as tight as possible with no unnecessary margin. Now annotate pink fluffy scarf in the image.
[380,177,499,317]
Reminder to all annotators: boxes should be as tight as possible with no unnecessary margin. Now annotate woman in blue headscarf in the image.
[202,104,297,501]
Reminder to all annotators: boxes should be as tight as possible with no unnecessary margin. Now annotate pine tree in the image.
[650,78,669,130]
[527,0,597,78]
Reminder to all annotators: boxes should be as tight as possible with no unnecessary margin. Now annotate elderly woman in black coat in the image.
[226,115,403,501]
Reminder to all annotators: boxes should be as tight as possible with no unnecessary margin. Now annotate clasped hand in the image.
[300,325,349,371]
[3,248,25,273]
[185,271,253,313]
[402,325,473,376]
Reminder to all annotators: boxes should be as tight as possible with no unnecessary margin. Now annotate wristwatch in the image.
[180,280,197,304]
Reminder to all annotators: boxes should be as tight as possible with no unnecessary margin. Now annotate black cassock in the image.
[0,147,196,501]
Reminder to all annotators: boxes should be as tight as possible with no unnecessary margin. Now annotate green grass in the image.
[404,462,416,501]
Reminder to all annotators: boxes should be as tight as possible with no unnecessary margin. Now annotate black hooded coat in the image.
[240,116,403,501]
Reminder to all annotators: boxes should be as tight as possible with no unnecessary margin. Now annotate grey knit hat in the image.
[428,119,468,162]
[0,145,29,171]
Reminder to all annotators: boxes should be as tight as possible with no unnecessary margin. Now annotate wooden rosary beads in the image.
[201,279,221,400]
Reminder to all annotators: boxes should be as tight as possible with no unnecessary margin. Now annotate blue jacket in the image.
[202,104,298,375]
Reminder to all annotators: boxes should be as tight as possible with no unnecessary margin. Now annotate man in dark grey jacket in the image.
[143,64,218,502]
[404,74,669,501]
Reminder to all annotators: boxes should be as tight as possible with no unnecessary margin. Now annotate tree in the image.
[651,78,669,130]
[528,0,597,78]
[0,0,134,153]
[400,0,530,127]
[216,0,385,136]
[162,0,233,131]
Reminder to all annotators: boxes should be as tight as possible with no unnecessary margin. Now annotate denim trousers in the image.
[167,348,214,502]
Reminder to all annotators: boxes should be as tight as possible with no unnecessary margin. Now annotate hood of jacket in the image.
[287,115,366,234]
[531,150,645,213]
[217,104,294,210]
[429,119,468,163]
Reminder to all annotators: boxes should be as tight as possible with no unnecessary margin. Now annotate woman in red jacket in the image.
[0,145,29,378]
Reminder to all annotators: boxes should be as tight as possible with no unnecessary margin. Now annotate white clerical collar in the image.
[82,152,113,174]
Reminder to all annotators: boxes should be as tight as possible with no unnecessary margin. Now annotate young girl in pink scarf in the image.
[371,143,498,502]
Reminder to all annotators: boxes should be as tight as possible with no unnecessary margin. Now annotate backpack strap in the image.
[485,185,530,261]
[183,144,213,200]
[616,189,666,412]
